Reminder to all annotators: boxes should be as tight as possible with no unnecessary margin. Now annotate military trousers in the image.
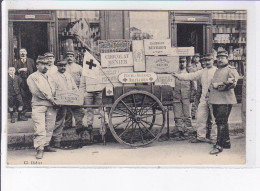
[52,106,67,143]
[173,98,192,131]
[31,105,57,150]
[212,104,232,147]
[196,99,217,141]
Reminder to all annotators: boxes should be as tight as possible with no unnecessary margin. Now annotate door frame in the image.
[169,11,213,54]
[8,10,58,66]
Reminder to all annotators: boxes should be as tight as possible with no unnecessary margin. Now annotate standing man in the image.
[209,50,239,154]
[27,56,57,159]
[14,48,36,116]
[172,57,196,140]
[172,54,218,143]
[192,53,202,71]
[65,51,84,129]
[51,60,79,148]
[44,52,58,76]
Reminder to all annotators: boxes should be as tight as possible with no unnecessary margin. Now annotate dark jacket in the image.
[8,74,21,96]
[14,58,36,77]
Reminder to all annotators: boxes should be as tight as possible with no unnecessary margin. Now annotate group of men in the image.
[171,50,239,155]
[9,48,104,159]
[8,48,239,159]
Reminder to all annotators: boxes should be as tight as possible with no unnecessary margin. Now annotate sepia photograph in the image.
[4,9,247,166]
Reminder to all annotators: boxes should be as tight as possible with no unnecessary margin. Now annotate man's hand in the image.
[171,72,178,78]
[49,97,57,106]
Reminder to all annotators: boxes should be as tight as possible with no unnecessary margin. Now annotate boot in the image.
[44,146,57,152]
[210,124,224,154]
[10,112,15,123]
[36,149,44,159]
[18,112,28,121]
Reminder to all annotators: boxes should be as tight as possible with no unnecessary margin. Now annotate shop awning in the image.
[212,11,246,20]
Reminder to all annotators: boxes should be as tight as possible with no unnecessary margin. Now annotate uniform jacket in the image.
[27,71,56,106]
[8,74,22,96]
[173,69,196,102]
[209,65,239,104]
[54,71,78,91]
[176,66,217,102]
[14,58,36,76]
[66,62,82,88]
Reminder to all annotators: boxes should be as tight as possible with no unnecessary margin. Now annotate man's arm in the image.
[172,69,203,81]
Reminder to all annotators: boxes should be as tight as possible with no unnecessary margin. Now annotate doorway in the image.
[13,22,48,61]
[177,24,204,55]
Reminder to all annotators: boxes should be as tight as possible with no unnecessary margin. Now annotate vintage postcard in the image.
[2,2,253,167]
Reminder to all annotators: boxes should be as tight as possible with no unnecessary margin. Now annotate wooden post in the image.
[8,22,14,67]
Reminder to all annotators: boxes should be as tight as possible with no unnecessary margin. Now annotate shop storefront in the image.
[8,10,246,101]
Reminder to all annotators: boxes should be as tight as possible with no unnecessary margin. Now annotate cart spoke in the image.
[112,110,130,117]
[138,94,147,115]
[141,119,162,127]
[132,94,137,113]
[140,121,156,138]
[118,120,132,138]
[137,123,145,144]
[119,100,135,116]
[140,102,158,115]
[130,123,137,144]
[113,118,131,129]
[141,112,163,119]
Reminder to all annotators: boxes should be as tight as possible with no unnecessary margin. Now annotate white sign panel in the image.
[118,72,157,84]
[86,67,133,85]
[144,39,171,55]
[155,74,175,87]
[146,56,179,73]
[170,47,195,56]
[132,40,146,71]
[101,52,133,68]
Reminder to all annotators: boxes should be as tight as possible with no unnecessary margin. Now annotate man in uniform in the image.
[172,57,196,140]
[64,51,84,129]
[14,48,36,116]
[209,50,239,154]
[27,56,57,159]
[172,54,218,143]
[192,53,202,71]
[51,60,79,148]
[44,52,58,76]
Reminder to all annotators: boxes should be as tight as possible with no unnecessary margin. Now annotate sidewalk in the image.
[7,104,243,149]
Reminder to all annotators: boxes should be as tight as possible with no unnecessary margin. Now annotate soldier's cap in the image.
[66,51,75,56]
[55,60,67,66]
[44,52,54,58]
[36,55,48,64]
[179,57,186,62]
[204,53,214,60]
[217,50,228,58]
[194,53,200,57]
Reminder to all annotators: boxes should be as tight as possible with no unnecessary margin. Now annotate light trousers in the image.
[196,99,217,140]
[31,105,57,150]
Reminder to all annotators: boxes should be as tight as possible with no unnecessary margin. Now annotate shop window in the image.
[129,11,169,40]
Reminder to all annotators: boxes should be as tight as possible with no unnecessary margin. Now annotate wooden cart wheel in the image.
[108,90,166,147]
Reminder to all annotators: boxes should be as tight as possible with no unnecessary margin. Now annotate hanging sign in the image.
[101,52,133,68]
[98,39,132,53]
[146,56,179,73]
[132,40,146,71]
[155,74,175,87]
[144,39,171,55]
[170,47,195,56]
[119,72,157,84]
